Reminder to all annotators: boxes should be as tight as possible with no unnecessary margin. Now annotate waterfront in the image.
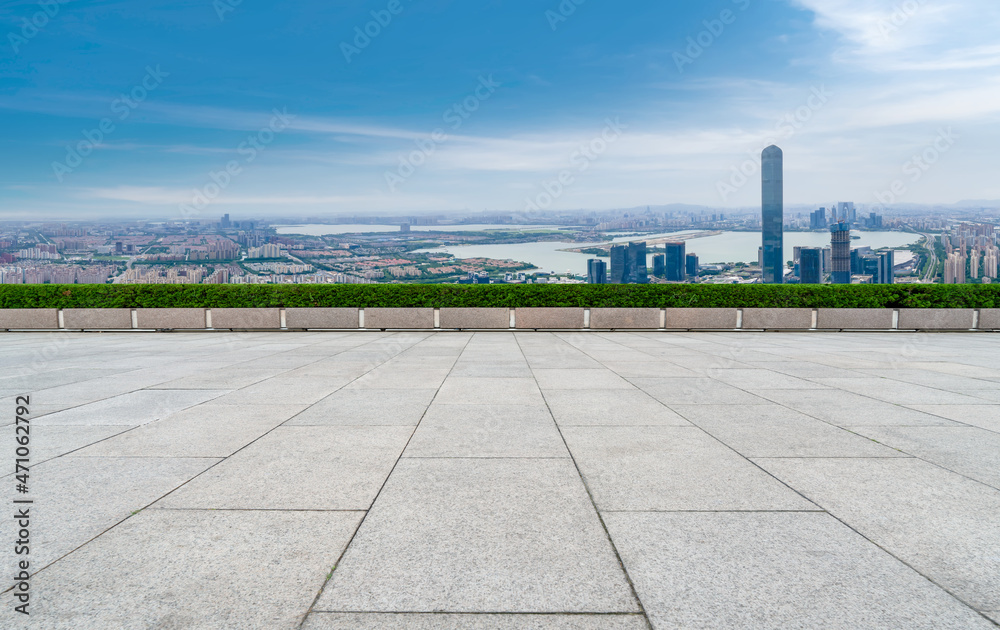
[417,231,921,276]
[276,224,570,236]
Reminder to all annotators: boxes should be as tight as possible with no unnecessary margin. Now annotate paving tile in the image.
[35,389,229,426]
[434,377,545,406]
[561,426,813,511]
[532,368,634,390]
[314,458,638,613]
[604,512,993,630]
[155,426,412,510]
[211,376,352,405]
[627,377,770,405]
[957,389,1000,403]
[707,368,825,390]
[809,377,988,405]
[761,389,960,427]
[150,368,286,389]
[74,404,307,458]
[344,367,450,390]
[905,405,1000,432]
[757,458,1000,611]
[599,361,700,378]
[286,389,435,426]
[849,426,1000,490]
[403,405,567,458]
[543,389,690,426]
[672,404,905,458]
[521,354,603,369]
[2,456,218,572]
[5,510,362,630]
[15,425,132,463]
[304,613,648,629]
[857,368,1000,390]
[449,361,534,378]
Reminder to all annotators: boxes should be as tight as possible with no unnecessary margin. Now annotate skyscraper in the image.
[626,242,648,284]
[609,245,627,284]
[761,145,783,284]
[686,253,699,277]
[664,242,686,282]
[830,221,852,284]
[609,242,648,284]
[587,259,607,284]
[652,254,665,278]
[878,250,894,284]
[837,202,856,224]
[799,247,822,284]
[810,208,827,230]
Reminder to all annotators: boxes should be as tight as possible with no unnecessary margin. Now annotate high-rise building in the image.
[626,242,648,284]
[799,247,823,284]
[810,208,827,230]
[837,202,856,224]
[609,242,648,284]
[944,252,966,284]
[878,250,894,284]
[221,214,231,229]
[609,245,627,284]
[830,222,852,284]
[761,145,783,284]
[664,242,686,282]
[652,254,665,278]
[985,247,999,279]
[686,253,699,277]
[587,259,607,284]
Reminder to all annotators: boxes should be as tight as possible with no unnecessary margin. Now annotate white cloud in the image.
[790,0,1000,70]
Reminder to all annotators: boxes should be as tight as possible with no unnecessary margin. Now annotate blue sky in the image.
[1,0,999,219]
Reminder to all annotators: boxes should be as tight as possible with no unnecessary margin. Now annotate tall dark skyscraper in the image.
[652,254,665,277]
[878,250,894,284]
[626,242,648,284]
[609,242,648,284]
[686,253,699,277]
[609,245,627,284]
[761,145,784,284]
[664,242,686,281]
[830,221,852,284]
[799,247,822,284]
[587,259,607,284]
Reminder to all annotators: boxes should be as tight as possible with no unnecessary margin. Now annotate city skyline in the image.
[2,1,999,219]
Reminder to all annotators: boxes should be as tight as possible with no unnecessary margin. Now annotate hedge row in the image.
[2,284,999,309]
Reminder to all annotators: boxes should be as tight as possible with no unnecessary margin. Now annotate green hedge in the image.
[1,284,998,309]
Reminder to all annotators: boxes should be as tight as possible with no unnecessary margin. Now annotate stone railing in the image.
[1,307,998,332]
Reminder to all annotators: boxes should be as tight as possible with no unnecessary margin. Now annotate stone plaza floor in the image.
[2,330,999,629]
